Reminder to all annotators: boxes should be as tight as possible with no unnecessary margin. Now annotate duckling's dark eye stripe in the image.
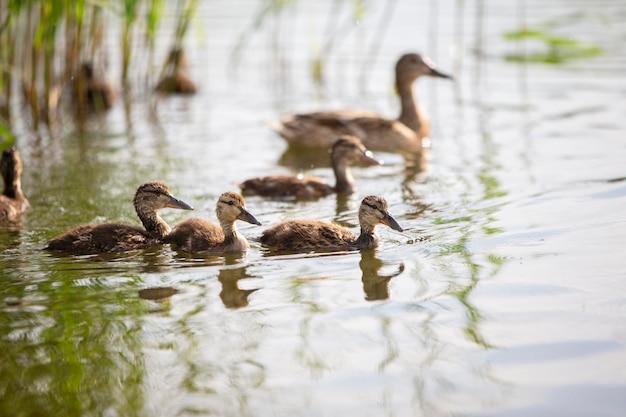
[364,202,380,211]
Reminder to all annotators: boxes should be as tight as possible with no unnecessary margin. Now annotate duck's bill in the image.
[360,150,383,166]
[166,195,194,210]
[382,212,404,232]
[238,208,262,226]
[429,67,453,80]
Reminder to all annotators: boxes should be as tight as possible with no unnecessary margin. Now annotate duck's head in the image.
[216,191,262,226]
[330,135,382,167]
[134,181,194,212]
[396,53,453,83]
[359,196,404,232]
[79,62,95,80]
[1,147,23,182]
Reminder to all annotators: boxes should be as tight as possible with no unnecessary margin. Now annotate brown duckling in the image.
[0,147,30,221]
[271,53,452,154]
[75,62,116,112]
[155,48,198,95]
[239,135,381,199]
[44,181,193,254]
[260,195,403,252]
[165,191,261,254]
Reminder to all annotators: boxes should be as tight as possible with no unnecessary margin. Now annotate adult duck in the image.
[270,53,452,154]
[260,195,403,252]
[44,181,193,254]
[0,147,30,221]
[239,135,380,199]
[165,191,261,254]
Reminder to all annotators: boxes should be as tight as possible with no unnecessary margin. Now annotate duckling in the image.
[260,195,403,252]
[239,135,381,199]
[165,191,261,254]
[271,53,452,154]
[0,147,30,221]
[155,48,198,95]
[44,181,193,254]
[75,62,116,112]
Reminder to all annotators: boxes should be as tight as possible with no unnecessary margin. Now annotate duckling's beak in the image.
[166,195,194,210]
[381,212,403,232]
[237,207,262,226]
[429,67,453,80]
[360,150,383,167]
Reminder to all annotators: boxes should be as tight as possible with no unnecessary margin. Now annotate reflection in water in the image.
[218,264,259,309]
[359,250,405,301]
[0,267,146,417]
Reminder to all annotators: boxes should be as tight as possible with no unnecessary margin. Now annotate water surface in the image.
[1,0,626,416]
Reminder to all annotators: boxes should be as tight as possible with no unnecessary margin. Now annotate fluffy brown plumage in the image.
[75,62,116,113]
[155,48,197,95]
[260,196,403,252]
[0,147,30,221]
[239,135,381,199]
[270,53,452,154]
[165,191,261,254]
[44,181,193,254]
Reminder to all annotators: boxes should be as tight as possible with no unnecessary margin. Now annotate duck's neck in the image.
[221,220,249,251]
[332,158,355,194]
[355,224,380,250]
[3,171,23,200]
[136,207,171,238]
[396,77,426,136]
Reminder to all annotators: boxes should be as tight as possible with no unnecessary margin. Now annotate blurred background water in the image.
[1,0,626,416]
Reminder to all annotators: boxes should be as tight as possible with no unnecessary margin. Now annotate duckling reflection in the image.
[270,53,452,154]
[155,48,197,95]
[44,181,193,254]
[260,195,403,252]
[218,265,258,309]
[74,62,116,113]
[0,147,29,222]
[165,192,261,254]
[240,135,380,200]
[360,250,405,301]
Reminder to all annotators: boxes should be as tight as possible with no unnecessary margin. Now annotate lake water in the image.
[1,0,626,416]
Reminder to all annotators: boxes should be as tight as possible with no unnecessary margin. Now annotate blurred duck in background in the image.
[75,62,116,113]
[155,48,198,95]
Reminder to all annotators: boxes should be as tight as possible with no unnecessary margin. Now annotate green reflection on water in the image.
[0,267,147,417]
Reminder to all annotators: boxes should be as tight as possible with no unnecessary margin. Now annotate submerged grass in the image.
[0,0,198,136]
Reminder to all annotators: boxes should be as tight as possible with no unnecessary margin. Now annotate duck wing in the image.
[165,218,225,253]
[240,175,333,199]
[260,219,357,251]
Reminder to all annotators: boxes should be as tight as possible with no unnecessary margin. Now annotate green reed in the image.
[0,0,197,137]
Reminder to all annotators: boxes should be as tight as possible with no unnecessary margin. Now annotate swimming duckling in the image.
[260,195,403,252]
[165,191,261,254]
[0,147,30,221]
[271,53,452,154]
[239,135,380,199]
[44,181,193,254]
[155,48,198,95]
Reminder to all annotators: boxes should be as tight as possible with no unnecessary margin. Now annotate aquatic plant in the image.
[503,27,602,63]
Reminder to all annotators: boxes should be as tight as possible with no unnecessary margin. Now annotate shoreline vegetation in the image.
[0,0,198,137]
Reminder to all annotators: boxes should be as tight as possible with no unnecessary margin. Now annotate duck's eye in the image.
[227,201,235,206]
[364,202,379,211]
